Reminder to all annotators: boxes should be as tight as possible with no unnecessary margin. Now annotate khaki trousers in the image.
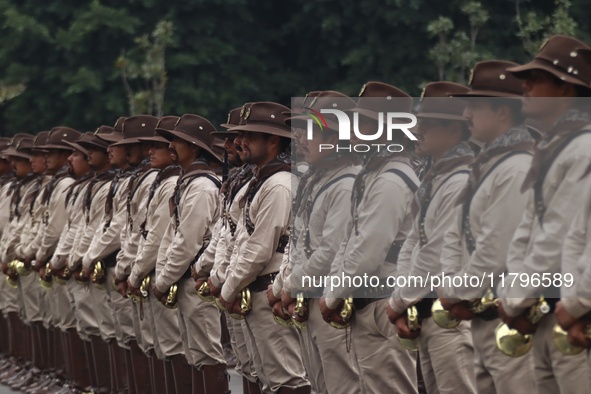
[106,268,136,347]
[67,279,100,340]
[19,272,43,324]
[146,281,184,358]
[532,314,591,394]
[176,278,225,366]
[298,298,362,394]
[227,311,258,382]
[351,299,417,394]
[130,273,156,354]
[1,276,21,315]
[417,318,476,394]
[242,290,309,393]
[471,317,537,394]
[88,267,117,341]
[53,280,77,331]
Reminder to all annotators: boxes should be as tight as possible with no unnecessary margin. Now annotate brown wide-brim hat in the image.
[37,127,82,151]
[110,115,159,146]
[138,135,170,144]
[228,102,293,139]
[349,82,413,123]
[451,60,523,98]
[507,35,591,88]
[140,116,180,144]
[416,82,469,121]
[156,114,223,161]
[63,132,98,156]
[287,91,356,132]
[2,147,32,160]
[283,91,323,116]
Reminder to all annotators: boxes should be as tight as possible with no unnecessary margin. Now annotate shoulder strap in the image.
[418,169,470,247]
[534,129,591,225]
[463,150,531,254]
[308,173,356,214]
[384,168,419,193]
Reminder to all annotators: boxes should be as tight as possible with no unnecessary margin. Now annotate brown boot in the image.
[66,329,92,390]
[170,354,191,394]
[163,358,176,394]
[148,351,167,394]
[201,364,230,394]
[90,334,112,393]
[191,365,204,394]
[247,378,262,394]
[109,340,130,394]
[129,340,152,394]
[124,346,137,393]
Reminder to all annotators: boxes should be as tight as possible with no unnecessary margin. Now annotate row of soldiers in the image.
[1,32,591,394]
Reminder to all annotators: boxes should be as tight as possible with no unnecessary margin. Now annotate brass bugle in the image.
[291,293,307,330]
[553,323,591,356]
[329,297,353,329]
[196,281,215,302]
[91,261,106,289]
[164,284,178,309]
[397,306,419,351]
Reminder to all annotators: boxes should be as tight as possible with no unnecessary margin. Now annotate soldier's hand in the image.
[266,285,280,307]
[281,290,295,310]
[190,264,198,281]
[271,301,291,322]
[127,279,141,298]
[448,301,476,321]
[22,257,32,269]
[207,277,221,297]
[555,302,577,330]
[394,315,420,339]
[498,302,537,335]
[386,304,404,325]
[152,285,167,305]
[319,298,346,326]
[567,320,591,349]
[219,294,235,314]
[116,279,128,298]
[1,262,8,275]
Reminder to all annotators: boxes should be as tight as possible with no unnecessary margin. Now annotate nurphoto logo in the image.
[304,108,418,153]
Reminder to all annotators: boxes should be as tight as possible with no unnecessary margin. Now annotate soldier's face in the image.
[87,148,109,169]
[415,119,463,157]
[522,70,577,118]
[68,151,90,177]
[234,133,247,162]
[224,137,240,166]
[12,157,32,177]
[30,153,47,174]
[0,159,10,174]
[463,99,504,144]
[107,145,128,167]
[169,138,198,166]
[298,125,338,164]
[241,132,272,165]
[46,150,69,172]
[149,142,173,169]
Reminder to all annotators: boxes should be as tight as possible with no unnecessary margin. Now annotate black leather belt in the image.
[385,241,404,263]
[248,273,278,292]
[415,296,435,319]
[352,286,393,310]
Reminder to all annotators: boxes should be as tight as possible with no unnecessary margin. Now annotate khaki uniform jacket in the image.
[207,179,251,288]
[503,132,591,315]
[116,170,158,280]
[68,178,110,270]
[286,164,360,296]
[82,175,130,270]
[221,171,294,303]
[390,165,470,313]
[0,177,38,262]
[129,175,178,288]
[17,175,51,259]
[324,159,418,309]
[0,181,13,240]
[560,181,591,318]
[30,176,75,263]
[440,151,532,302]
[51,181,90,270]
[155,175,220,292]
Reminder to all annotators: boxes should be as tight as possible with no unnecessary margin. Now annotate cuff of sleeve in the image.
[210,271,223,288]
[128,272,141,289]
[389,291,407,314]
[325,297,340,310]
[272,279,283,299]
[501,298,530,317]
[220,285,237,304]
[82,255,92,270]
[155,276,168,293]
[561,298,591,320]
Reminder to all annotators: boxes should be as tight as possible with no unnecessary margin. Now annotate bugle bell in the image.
[329,297,353,329]
[397,306,419,351]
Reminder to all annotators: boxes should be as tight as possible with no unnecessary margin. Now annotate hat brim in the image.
[211,130,238,138]
[110,137,143,147]
[36,144,75,151]
[416,112,467,121]
[286,115,340,132]
[227,124,293,139]
[3,147,32,159]
[156,128,223,162]
[96,133,123,143]
[138,136,171,144]
[77,140,109,151]
[450,90,522,98]
[62,140,89,156]
[507,59,589,87]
